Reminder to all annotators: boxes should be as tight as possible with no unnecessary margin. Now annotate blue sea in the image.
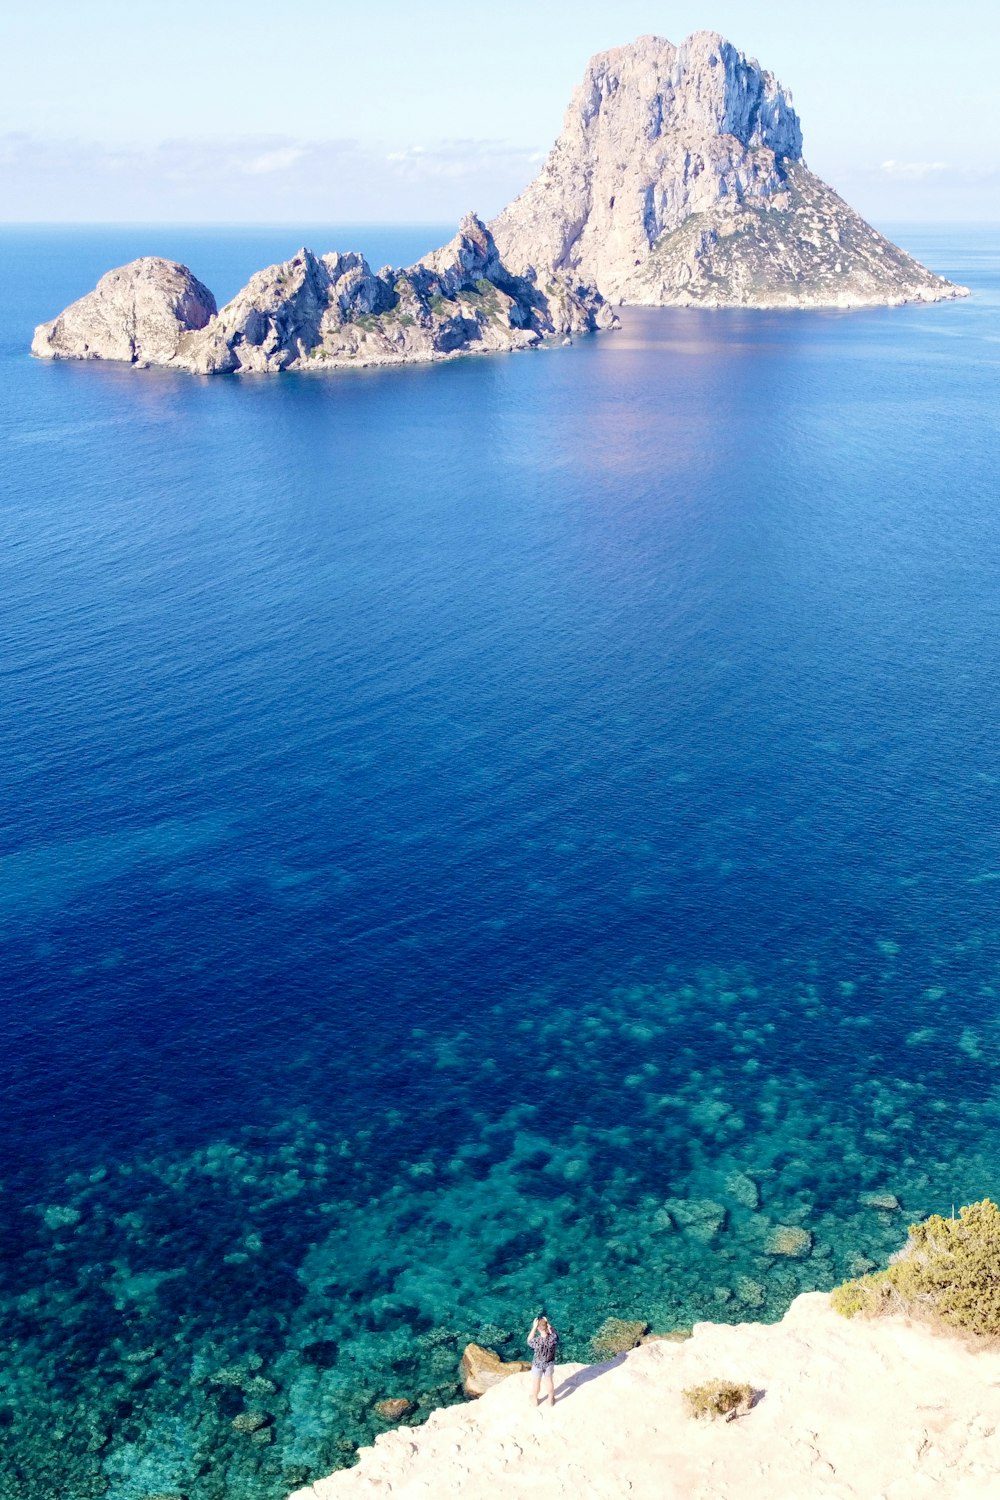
[1,223,999,1499]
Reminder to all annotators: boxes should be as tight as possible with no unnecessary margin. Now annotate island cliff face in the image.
[491,31,966,308]
[32,257,217,365]
[31,216,614,375]
[31,29,966,370]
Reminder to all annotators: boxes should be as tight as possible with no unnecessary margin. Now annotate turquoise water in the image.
[2,225,1000,1498]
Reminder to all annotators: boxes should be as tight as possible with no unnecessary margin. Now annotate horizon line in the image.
[2,218,999,230]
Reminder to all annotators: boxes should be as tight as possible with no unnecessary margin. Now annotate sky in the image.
[1,0,997,225]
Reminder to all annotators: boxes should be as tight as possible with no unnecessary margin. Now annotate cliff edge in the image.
[289,1292,1000,1498]
[491,31,967,309]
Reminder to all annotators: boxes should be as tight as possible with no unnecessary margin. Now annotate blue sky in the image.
[1,0,996,223]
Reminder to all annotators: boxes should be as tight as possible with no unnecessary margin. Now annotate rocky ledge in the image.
[31,215,616,375]
[288,1293,1000,1498]
[491,31,968,309]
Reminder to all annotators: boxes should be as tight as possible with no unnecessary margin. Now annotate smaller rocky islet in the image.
[30,214,615,376]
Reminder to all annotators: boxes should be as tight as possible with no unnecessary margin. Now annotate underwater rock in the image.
[663,1198,728,1241]
[725,1172,761,1211]
[460,1344,531,1398]
[767,1225,814,1258]
[42,1204,82,1230]
[591,1318,649,1358]
[859,1192,900,1212]
[373,1398,414,1422]
[735,1277,767,1308]
[232,1410,271,1434]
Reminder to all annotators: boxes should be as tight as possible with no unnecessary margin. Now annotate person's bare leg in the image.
[529,1373,540,1407]
[545,1370,555,1407]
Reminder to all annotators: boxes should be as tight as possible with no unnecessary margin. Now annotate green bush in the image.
[682,1379,753,1420]
[829,1270,895,1319]
[832,1199,1000,1335]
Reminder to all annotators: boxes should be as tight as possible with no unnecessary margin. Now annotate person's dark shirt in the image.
[528,1328,558,1365]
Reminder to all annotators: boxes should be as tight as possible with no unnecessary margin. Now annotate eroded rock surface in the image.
[31,257,217,366]
[32,217,614,376]
[491,30,966,308]
[288,1294,1000,1498]
[459,1343,531,1399]
[373,1399,414,1423]
[590,1317,649,1359]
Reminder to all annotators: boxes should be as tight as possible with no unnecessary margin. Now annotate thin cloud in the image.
[0,132,544,219]
[385,139,545,181]
[880,159,950,180]
[244,146,307,175]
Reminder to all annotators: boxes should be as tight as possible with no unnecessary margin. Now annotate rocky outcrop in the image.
[289,1293,1000,1498]
[459,1343,531,1398]
[32,216,615,376]
[31,258,216,365]
[373,1399,414,1423]
[590,1317,649,1359]
[766,1224,814,1258]
[491,31,966,309]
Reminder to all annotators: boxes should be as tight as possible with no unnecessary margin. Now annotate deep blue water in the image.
[2,224,1000,1499]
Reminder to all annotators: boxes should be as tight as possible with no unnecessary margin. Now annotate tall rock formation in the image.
[32,216,614,375]
[491,31,966,309]
[31,258,217,365]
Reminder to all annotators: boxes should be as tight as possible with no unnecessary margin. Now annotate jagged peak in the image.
[490,29,960,309]
[568,29,802,159]
[411,211,501,291]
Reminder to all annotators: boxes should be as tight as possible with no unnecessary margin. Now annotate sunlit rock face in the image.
[491,30,966,308]
[32,217,615,376]
[31,258,217,365]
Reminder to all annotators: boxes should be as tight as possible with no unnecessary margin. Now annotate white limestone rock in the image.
[491,30,967,309]
[31,257,216,366]
[288,1293,1000,1499]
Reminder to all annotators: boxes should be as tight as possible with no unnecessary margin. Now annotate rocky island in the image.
[31,214,614,374]
[492,31,967,309]
[31,29,966,376]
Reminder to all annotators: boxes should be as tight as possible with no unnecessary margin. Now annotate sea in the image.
[1,223,998,1499]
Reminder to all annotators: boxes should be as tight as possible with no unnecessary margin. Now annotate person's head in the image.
[536,1314,551,1334]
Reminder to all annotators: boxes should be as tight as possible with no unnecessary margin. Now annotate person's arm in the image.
[526,1318,538,1349]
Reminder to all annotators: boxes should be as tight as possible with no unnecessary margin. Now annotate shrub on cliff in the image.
[682,1379,753,1420]
[831,1198,1000,1335]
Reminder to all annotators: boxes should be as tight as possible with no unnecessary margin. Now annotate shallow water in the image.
[1,225,999,1497]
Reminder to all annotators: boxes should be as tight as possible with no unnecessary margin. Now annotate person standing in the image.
[526,1313,558,1407]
